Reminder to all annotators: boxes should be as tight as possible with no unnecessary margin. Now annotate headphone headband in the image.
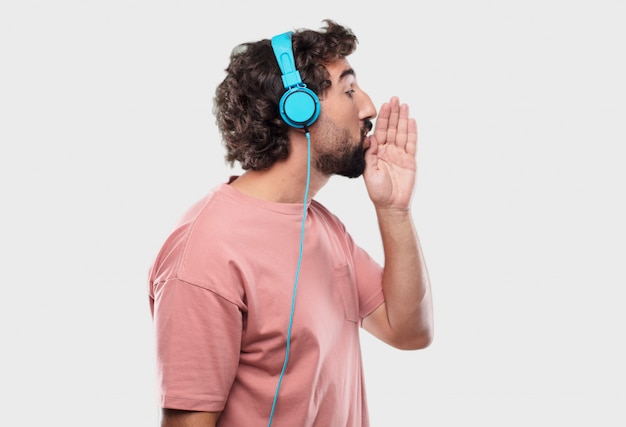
[271,32,304,89]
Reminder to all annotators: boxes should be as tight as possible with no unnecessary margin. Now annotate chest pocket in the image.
[333,263,359,323]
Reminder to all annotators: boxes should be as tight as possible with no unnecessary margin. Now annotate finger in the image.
[385,96,400,146]
[406,118,418,156]
[395,102,409,150]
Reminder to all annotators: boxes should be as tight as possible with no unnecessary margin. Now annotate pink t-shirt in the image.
[149,181,384,426]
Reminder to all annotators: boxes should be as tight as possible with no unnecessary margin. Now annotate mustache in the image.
[361,120,373,140]
[363,120,373,134]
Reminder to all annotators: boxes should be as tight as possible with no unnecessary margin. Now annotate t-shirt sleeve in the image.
[151,277,242,412]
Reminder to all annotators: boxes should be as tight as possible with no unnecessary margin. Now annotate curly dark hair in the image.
[213,20,358,170]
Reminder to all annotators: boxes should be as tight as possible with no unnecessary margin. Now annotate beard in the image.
[313,120,372,178]
[315,142,366,178]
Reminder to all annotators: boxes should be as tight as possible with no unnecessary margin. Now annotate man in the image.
[148,19,433,427]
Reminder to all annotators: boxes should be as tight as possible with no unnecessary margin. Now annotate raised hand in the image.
[363,96,418,210]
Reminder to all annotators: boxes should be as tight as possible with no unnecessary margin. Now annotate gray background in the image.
[1,1,624,425]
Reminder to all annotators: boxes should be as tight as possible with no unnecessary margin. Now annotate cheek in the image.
[350,121,363,139]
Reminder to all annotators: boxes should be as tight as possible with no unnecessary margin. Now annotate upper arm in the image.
[161,409,221,427]
[153,279,242,413]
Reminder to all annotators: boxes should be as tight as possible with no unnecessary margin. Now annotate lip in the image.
[363,135,372,150]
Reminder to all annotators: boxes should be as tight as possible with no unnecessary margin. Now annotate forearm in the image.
[377,207,433,348]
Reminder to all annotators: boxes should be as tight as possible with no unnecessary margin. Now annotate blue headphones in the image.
[271,32,320,128]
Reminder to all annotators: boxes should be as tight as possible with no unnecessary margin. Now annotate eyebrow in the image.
[338,68,356,81]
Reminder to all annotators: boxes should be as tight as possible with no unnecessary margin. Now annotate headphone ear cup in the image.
[280,86,320,128]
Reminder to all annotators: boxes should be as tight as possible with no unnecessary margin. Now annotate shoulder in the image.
[149,184,240,286]
[310,199,348,234]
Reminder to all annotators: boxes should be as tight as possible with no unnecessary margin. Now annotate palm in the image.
[363,97,417,210]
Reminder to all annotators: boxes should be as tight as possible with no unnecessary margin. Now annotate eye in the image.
[346,89,356,97]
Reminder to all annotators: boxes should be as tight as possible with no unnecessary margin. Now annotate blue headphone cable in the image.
[267,129,312,426]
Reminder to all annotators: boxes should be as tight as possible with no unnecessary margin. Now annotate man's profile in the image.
[148,19,433,427]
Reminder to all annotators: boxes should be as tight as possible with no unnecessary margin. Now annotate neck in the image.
[229,132,330,203]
